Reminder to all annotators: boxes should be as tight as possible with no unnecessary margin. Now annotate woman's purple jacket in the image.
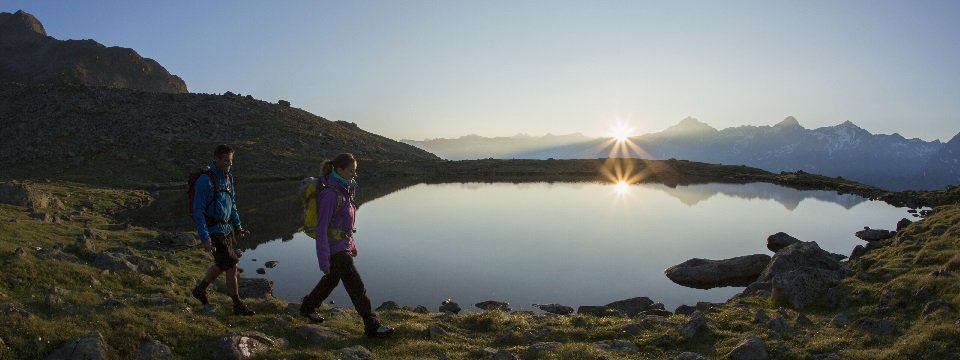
[313,175,357,272]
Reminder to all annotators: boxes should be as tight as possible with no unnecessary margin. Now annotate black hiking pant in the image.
[303,251,379,330]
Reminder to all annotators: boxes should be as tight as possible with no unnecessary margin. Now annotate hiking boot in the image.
[233,302,256,316]
[298,300,325,323]
[365,324,395,338]
[191,284,209,305]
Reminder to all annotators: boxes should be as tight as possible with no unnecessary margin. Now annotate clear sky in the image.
[3,1,959,141]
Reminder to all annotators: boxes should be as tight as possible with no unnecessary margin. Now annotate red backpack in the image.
[187,166,234,219]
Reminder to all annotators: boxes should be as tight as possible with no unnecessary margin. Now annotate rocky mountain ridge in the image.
[0,10,187,93]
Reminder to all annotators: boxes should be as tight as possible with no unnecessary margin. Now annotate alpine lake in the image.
[130,179,913,312]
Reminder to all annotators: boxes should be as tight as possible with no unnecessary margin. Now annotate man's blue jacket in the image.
[192,161,242,243]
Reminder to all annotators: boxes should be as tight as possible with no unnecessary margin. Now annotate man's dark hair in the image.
[214,144,234,158]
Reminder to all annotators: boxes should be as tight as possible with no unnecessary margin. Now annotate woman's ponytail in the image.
[322,153,356,176]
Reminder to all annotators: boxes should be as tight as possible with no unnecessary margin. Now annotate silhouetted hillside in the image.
[0,10,187,93]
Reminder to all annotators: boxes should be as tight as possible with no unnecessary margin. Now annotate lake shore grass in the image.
[1,176,958,359]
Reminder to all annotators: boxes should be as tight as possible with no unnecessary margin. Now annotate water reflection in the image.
[128,181,908,311]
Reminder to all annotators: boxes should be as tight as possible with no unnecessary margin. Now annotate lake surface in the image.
[235,181,910,312]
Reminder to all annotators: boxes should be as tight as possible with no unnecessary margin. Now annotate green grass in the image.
[1,180,957,359]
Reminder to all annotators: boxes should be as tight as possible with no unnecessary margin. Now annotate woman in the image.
[299,153,394,338]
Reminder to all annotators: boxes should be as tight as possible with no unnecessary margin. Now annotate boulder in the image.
[831,313,849,327]
[594,339,639,354]
[766,232,800,252]
[296,325,350,344]
[749,241,852,309]
[676,352,708,360]
[665,255,771,289]
[135,339,172,360]
[236,278,273,299]
[376,301,400,311]
[475,300,511,311]
[333,345,374,360]
[896,218,912,231]
[264,260,279,268]
[92,252,138,272]
[849,245,867,261]
[853,318,897,336]
[677,312,708,339]
[47,332,112,360]
[526,342,562,357]
[213,332,287,360]
[767,317,794,336]
[439,299,461,314]
[413,305,430,313]
[534,303,573,315]
[855,228,895,241]
[921,299,951,318]
[771,267,846,309]
[605,297,659,316]
[726,336,768,360]
[154,232,197,247]
[0,182,59,210]
[428,324,450,338]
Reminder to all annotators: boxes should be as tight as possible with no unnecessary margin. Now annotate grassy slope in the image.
[0,180,957,359]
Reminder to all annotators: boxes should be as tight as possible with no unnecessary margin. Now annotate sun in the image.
[608,123,633,142]
[614,180,630,195]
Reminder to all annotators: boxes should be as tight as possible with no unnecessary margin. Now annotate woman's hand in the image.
[350,248,358,257]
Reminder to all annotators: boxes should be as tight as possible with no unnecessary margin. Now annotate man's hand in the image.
[237,228,251,238]
[202,241,215,253]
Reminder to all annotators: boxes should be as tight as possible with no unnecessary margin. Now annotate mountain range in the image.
[405,117,960,191]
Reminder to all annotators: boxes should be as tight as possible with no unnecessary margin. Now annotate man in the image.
[190,144,255,315]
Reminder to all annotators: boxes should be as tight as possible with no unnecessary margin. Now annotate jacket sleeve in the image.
[229,184,242,229]
[313,189,336,271]
[192,174,212,243]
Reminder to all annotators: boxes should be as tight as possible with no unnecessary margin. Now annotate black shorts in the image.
[210,233,239,270]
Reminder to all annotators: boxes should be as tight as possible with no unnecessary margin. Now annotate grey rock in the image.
[3,304,32,318]
[377,301,400,311]
[675,352,708,360]
[855,228,895,241]
[35,248,80,263]
[255,268,265,274]
[237,278,273,299]
[896,218,912,231]
[481,348,517,360]
[526,342,562,357]
[931,226,948,236]
[767,232,800,252]
[831,313,849,327]
[651,334,675,347]
[675,304,696,315]
[767,317,794,336]
[47,332,112,360]
[296,325,350,344]
[135,339,172,360]
[12,246,26,258]
[849,245,867,260]
[494,331,518,345]
[92,252,138,272]
[439,299,461,314]
[921,299,950,318]
[264,260,279,268]
[758,241,849,282]
[413,305,430,313]
[201,304,218,316]
[605,296,658,316]
[753,309,770,324]
[772,267,845,309]
[727,336,768,360]
[154,232,197,247]
[853,317,897,336]
[428,324,449,338]
[334,345,375,360]
[665,254,771,289]
[72,234,95,254]
[534,303,574,315]
[811,353,841,360]
[213,332,286,360]
[0,182,57,210]
[475,300,511,311]
[795,313,814,327]
[328,307,354,319]
[915,286,934,299]
[84,228,106,240]
[594,339,639,354]
[577,305,626,317]
[677,312,708,339]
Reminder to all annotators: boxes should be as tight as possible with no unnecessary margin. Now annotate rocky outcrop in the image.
[475,300,511,311]
[727,336,768,360]
[747,241,853,309]
[665,254,771,289]
[47,332,113,360]
[855,227,895,241]
[0,11,187,93]
[213,332,287,360]
[766,232,800,252]
[534,303,574,315]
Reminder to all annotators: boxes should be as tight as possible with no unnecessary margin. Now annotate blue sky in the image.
[3,1,959,141]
